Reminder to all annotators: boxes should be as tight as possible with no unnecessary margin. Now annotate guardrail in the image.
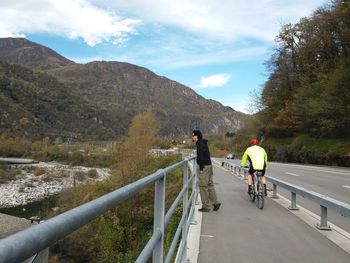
[0,156,198,263]
[222,161,350,230]
[221,162,246,180]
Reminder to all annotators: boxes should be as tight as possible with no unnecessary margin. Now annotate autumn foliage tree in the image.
[53,110,185,262]
[259,0,350,138]
[117,110,159,184]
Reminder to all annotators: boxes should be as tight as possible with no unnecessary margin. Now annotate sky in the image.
[0,0,328,113]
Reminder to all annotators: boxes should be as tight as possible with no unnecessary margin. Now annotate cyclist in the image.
[241,139,268,196]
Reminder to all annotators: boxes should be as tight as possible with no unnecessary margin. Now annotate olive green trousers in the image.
[198,165,220,209]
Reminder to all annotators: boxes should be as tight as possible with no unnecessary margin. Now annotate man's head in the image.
[192,130,202,142]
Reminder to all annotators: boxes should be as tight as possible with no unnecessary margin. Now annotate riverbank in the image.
[0,162,110,208]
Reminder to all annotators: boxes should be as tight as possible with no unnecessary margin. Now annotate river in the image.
[0,195,58,220]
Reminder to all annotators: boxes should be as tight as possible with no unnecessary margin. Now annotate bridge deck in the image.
[196,164,350,263]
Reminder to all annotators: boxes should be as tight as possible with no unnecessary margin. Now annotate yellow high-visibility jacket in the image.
[241,145,267,170]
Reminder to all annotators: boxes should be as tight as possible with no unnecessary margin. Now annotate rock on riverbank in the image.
[0,162,110,208]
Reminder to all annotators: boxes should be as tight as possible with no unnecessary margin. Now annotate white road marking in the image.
[269,162,350,175]
[201,235,214,238]
[343,186,350,189]
[315,169,350,175]
[285,172,300,177]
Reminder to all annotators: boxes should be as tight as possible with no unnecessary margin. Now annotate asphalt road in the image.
[216,158,350,232]
[197,164,350,263]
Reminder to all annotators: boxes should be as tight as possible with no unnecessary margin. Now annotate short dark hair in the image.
[192,130,203,139]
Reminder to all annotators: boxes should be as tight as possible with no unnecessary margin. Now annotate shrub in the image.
[0,136,32,157]
[87,169,98,179]
[0,163,18,184]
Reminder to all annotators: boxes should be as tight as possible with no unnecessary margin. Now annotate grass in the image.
[267,134,350,155]
[265,134,350,166]
[0,162,19,184]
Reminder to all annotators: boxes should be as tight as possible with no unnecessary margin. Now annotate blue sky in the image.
[0,0,327,113]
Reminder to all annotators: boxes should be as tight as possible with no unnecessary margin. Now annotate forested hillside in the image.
[0,38,245,140]
[0,61,113,140]
[257,0,349,138]
[232,0,350,166]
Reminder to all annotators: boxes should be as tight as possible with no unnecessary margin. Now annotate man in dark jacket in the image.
[192,130,221,212]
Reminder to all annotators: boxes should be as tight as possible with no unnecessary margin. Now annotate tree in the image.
[118,110,160,184]
[258,0,350,138]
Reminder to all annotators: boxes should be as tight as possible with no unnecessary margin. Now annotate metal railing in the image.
[222,161,350,230]
[0,156,198,263]
[267,176,350,230]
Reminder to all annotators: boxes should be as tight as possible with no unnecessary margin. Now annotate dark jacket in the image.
[196,139,212,171]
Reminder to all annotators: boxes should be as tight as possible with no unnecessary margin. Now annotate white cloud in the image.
[94,0,327,42]
[0,0,326,70]
[0,0,141,46]
[196,74,231,89]
[149,46,268,69]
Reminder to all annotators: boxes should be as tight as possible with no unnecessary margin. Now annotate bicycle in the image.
[247,170,265,209]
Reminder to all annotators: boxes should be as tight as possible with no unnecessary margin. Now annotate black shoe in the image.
[248,187,253,194]
[213,203,221,211]
[198,207,210,212]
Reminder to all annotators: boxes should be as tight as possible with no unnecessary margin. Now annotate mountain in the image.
[0,38,74,69]
[0,61,116,140]
[49,61,245,136]
[0,38,246,140]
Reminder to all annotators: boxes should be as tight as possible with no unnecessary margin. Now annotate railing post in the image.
[191,159,198,215]
[271,184,278,199]
[193,159,200,206]
[316,205,331,230]
[241,167,247,180]
[153,170,166,263]
[288,192,299,210]
[180,160,189,262]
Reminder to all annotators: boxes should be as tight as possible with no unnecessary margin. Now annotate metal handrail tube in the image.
[168,188,196,263]
[0,156,195,263]
[164,173,196,262]
[180,161,189,262]
[164,214,187,263]
[164,174,194,226]
[135,230,162,263]
[175,203,195,263]
[187,190,195,213]
[153,174,166,262]
[267,176,350,218]
[164,171,197,262]
[163,161,185,174]
[225,162,350,227]
[185,201,195,237]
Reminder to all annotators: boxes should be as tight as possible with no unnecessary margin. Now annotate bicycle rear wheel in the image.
[256,182,264,209]
[249,188,255,202]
